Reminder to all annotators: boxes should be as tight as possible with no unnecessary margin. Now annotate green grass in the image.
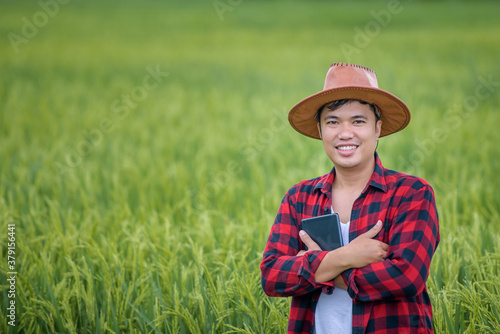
[1,0,499,333]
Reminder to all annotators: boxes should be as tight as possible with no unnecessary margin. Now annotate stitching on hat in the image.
[330,62,375,74]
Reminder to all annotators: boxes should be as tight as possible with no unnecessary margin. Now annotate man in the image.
[260,63,440,334]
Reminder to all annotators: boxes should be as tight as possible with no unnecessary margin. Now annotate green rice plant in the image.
[0,0,499,333]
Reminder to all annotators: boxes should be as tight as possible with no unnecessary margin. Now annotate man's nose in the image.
[338,123,354,139]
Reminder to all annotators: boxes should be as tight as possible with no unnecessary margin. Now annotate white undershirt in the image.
[314,217,352,334]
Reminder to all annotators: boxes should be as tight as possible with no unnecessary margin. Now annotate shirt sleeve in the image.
[260,190,335,297]
[342,180,440,302]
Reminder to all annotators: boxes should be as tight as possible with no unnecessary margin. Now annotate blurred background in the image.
[1,0,499,333]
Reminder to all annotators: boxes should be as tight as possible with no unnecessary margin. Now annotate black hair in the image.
[315,99,381,123]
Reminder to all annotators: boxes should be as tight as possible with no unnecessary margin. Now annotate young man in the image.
[260,63,440,334]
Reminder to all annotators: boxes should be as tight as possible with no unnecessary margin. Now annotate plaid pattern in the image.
[260,153,440,333]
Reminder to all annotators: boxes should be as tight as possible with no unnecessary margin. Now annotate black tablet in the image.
[300,213,343,251]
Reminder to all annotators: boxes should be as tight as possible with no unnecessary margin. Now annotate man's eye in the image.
[353,120,365,124]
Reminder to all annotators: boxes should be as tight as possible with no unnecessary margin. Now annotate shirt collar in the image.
[369,152,387,192]
[314,152,387,196]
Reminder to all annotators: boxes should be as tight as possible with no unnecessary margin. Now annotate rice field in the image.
[1,0,499,333]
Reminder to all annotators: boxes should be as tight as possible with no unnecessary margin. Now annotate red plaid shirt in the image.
[261,154,440,333]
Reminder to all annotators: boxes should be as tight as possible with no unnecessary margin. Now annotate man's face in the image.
[317,100,382,170]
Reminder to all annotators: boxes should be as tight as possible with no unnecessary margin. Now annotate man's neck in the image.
[332,159,375,192]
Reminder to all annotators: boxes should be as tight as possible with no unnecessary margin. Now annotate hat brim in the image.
[288,87,411,139]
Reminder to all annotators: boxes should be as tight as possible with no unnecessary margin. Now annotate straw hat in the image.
[288,62,411,139]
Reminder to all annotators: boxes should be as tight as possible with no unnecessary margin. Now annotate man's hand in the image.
[297,230,321,256]
[344,220,388,268]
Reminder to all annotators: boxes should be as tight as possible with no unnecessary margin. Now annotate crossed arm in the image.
[297,221,387,288]
[261,183,439,302]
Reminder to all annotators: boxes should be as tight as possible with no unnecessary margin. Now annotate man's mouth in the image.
[336,145,358,151]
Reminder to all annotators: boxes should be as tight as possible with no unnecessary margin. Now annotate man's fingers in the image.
[358,220,383,239]
[299,230,313,245]
[299,230,321,251]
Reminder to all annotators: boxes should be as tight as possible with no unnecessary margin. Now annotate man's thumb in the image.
[360,220,383,239]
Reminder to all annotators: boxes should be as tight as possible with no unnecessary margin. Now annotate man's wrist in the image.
[315,247,350,283]
[332,246,351,271]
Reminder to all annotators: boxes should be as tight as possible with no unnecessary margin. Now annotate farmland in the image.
[1,0,499,333]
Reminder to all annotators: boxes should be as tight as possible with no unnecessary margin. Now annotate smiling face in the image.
[317,100,382,171]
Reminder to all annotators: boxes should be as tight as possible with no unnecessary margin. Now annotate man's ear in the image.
[317,122,322,139]
[375,120,382,139]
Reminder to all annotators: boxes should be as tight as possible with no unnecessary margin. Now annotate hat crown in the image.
[323,63,379,90]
